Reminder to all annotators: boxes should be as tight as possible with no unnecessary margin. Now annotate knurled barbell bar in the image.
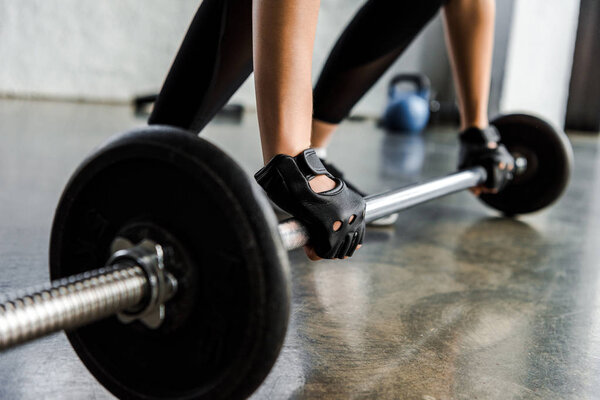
[0,114,572,399]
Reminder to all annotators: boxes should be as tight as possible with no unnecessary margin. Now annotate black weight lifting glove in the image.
[458,126,515,192]
[255,149,366,259]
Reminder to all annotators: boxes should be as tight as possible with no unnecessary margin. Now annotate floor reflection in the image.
[380,133,426,180]
[0,101,599,399]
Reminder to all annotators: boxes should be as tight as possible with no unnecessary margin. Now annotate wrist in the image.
[459,125,500,146]
[262,142,311,165]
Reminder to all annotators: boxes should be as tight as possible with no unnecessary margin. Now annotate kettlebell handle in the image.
[388,73,431,98]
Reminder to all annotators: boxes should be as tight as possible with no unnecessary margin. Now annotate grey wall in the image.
[500,0,580,128]
[1,0,578,126]
[0,1,198,102]
[0,0,452,117]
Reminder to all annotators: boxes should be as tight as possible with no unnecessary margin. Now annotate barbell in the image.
[0,114,572,399]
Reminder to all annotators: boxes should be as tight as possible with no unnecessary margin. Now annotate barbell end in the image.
[0,239,179,352]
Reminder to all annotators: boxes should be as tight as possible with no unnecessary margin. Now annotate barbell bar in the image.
[278,166,488,250]
[0,164,490,351]
[0,113,573,399]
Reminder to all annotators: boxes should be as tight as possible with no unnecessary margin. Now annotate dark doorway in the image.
[565,0,600,133]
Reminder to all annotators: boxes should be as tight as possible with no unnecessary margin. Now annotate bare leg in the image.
[443,0,495,130]
[253,0,320,163]
[443,0,497,195]
[311,118,338,149]
[254,0,347,259]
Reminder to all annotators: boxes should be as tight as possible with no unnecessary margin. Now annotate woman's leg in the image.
[253,0,321,163]
[254,0,368,260]
[311,0,446,148]
[149,0,253,132]
[444,0,506,196]
[443,0,495,130]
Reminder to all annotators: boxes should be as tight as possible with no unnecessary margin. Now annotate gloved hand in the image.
[255,149,366,259]
[458,126,515,192]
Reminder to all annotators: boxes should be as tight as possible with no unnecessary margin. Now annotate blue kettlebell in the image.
[383,73,431,133]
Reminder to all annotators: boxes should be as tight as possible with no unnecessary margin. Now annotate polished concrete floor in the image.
[0,99,599,399]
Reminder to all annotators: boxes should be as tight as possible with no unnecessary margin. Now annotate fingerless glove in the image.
[459,126,515,191]
[255,149,366,259]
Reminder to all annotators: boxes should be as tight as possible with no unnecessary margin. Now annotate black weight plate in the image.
[49,126,290,400]
[479,114,573,215]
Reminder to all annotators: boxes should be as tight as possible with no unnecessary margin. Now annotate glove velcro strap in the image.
[254,148,367,259]
[295,148,328,177]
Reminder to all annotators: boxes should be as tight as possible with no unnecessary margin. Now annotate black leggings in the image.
[149,0,446,131]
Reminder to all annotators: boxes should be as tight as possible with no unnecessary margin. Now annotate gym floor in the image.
[1,99,599,399]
